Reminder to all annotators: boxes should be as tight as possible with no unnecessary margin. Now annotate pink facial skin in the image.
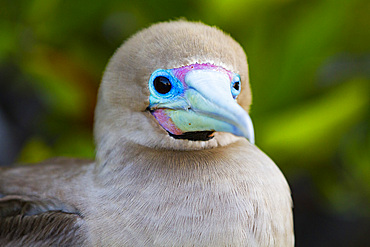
[152,109,184,135]
[170,63,234,86]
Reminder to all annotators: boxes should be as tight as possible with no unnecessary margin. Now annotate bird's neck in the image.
[93,137,250,189]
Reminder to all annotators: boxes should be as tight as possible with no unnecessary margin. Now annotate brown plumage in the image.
[0,21,294,246]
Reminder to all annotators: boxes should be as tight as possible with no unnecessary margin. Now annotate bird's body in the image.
[0,21,294,246]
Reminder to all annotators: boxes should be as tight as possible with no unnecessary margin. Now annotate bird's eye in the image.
[153,76,172,94]
[231,75,241,99]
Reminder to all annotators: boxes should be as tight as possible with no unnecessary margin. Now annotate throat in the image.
[169,131,215,141]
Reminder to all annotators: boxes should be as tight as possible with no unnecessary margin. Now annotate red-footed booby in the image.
[0,21,294,246]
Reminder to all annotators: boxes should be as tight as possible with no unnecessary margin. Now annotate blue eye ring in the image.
[148,69,183,105]
[231,74,241,99]
[149,70,174,97]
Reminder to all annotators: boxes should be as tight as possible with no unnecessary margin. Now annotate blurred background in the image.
[0,0,369,245]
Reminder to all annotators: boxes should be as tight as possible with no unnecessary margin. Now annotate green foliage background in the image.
[1,0,369,244]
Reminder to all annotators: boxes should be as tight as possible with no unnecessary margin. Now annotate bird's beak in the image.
[151,70,255,144]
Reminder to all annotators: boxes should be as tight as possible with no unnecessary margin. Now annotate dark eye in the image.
[153,76,172,94]
[233,81,240,91]
[231,75,241,99]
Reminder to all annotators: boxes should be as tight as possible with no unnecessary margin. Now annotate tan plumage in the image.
[0,21,294,246]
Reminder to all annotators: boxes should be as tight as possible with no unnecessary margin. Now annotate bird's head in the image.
[94,21,253,154]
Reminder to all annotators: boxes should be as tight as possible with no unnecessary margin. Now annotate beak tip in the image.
[242,113,255,145]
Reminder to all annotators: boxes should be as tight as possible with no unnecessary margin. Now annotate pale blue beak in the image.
[151,69,255,144]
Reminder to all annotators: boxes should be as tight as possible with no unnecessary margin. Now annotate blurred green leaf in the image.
[21,47,96,119]
[17,137,53,163]
[0,20,20,63]
[53,129,95,159]
[258,78,369,167]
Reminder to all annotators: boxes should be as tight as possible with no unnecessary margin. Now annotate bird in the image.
[0,20,294,246]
